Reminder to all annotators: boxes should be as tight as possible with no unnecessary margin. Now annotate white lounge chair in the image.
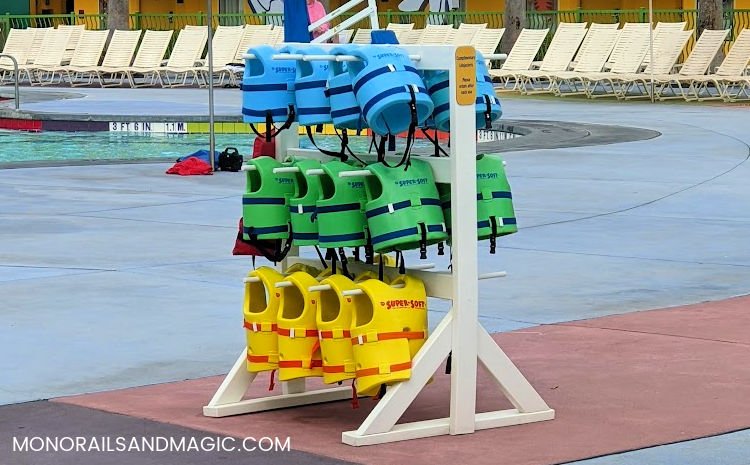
[352,28,373,44]
[65,29,142,87]
[117,30,174,87]
[581,30,651,98]
[57,24,86,64]
[547,26,621,96]
[198,25,244,86]
[17,28,73,84]
[688,29,750,101]
[157,28,209,87]
[34,29,110,86]
[489,28,550,91]
[458,23,488,32]
[471,28,505,58]
[617,29,693,99]
[25,28,52,65]
[650,29,730,100]
[515,23,589,94]
[0,29,34,83]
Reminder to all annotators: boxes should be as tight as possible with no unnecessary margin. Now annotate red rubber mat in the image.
[55,296,750,465]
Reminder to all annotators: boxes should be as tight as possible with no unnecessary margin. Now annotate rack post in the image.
[203,44,554,446]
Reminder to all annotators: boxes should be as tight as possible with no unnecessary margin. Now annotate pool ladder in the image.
[0,54,20,110]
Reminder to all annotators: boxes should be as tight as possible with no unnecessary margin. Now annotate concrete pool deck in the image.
[1,86,749,464]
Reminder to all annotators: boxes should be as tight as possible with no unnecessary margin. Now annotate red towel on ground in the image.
[166,157,213,176]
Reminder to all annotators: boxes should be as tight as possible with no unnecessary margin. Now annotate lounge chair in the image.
[580,29,651,98]
[198,25,244,86]
[546,26,621,96]
[0,29,34,83]
[396,29,423,44]
[642,21,687,67]
[649,29,730,100]
[450,28,478,45]
[57,24,86,64]
[514,23,589,94]
[157,28,209,87]
[605,22,650,70]
[68,29,143,87]
[617,29,693,99]
[386,23,415,34]
[488,28,551,91]
[17,28,72,84]
[458,23,488,32]
[687,29,750,101]
[471,28,505,57]
[25,28,52,65]
[352,28,373,44]
[34,29,110,86]
[572,23,619,67]
[420,27,453,45]
[114,30,174,87]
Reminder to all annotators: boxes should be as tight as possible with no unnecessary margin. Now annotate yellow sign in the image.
[455,46,477,106]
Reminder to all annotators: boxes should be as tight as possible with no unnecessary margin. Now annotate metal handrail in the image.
[0,54,20,110]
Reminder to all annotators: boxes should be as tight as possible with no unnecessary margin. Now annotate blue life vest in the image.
[326,45,366,130]
[424,51,502,132]
[346,45,433,135]
[242,45,296,124]
[475,51,502,128]
[293,46,332,126]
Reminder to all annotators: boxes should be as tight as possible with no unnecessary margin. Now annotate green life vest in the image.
[242,157,297,240]
[316,160,368,248]
[439,154,517,252]
[364,158,447,254]
[288,159,323,246]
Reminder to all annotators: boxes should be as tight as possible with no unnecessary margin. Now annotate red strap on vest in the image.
[322,364,355,374]
[351,331,426,345]
[356,361,411,378]
[319,329,352,339]
[278,360,323,368]
[243,321,278,332]
[247,354,274,363]
[277,327,319,338]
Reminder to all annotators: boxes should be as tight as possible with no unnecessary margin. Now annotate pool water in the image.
[0,131,410,164]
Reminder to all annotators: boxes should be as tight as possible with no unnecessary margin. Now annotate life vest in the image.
[242,157,296,241]
[243,264,321,374]
[475,51,502,129]
[364,158,447,255]
[243,266,284,373]
[315,274,359,384]
[293,46,332,126]
[327,45,366,130]
[316,160,368,249]
[288,158,323,246]
[424,51,501,133]
[241,45,296,124]
[439,154,517,252]
[346,45,433,135]
[350,275,428,397]
[276,271,324,381]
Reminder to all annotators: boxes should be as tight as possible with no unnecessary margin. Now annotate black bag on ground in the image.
[217,147,243,172]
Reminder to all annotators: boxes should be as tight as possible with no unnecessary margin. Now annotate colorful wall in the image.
[2,0,31,14]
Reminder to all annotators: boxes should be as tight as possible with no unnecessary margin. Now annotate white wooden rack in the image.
[203,43,554,446]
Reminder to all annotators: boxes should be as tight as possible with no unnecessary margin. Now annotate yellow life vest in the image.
[243,263,321,374]
[316,274,359,384]
[243,266,284,373]
[350,275,428,396]
[277,271,324,381]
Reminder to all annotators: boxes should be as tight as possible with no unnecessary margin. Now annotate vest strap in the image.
[243,197,286,205]
[318,231,367,243]
[294,79,328,91]
[240,83,288,92]
[352,64,419,94]
[351,330,426,345]
[317,202,362,214]
[356,361,411,377]
[277,327,319,338]
[289,204,316,213]
[278,359,323,369]
[369,224,444,246]
[292,232,319,240]
[365,198,441,219]
[320,329,352,340]
[243,321,278,332]
[322,363,356,374]
[247,353,278,363]
[477,217,516,228]
[243,225,289,236]
[330,106,361,118]
[298,106,332,115]
[476,190,513,200]
[324,84,353,97]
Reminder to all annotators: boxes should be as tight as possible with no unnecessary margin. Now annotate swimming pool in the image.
[0,131,394,165]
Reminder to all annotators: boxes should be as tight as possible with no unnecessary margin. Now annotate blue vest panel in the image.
[327,45,366,130]
[293,46,332,126]
[346,46,433,135]
[475,51,502,128]
[241,45,296,124]
[424,51,502,132]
